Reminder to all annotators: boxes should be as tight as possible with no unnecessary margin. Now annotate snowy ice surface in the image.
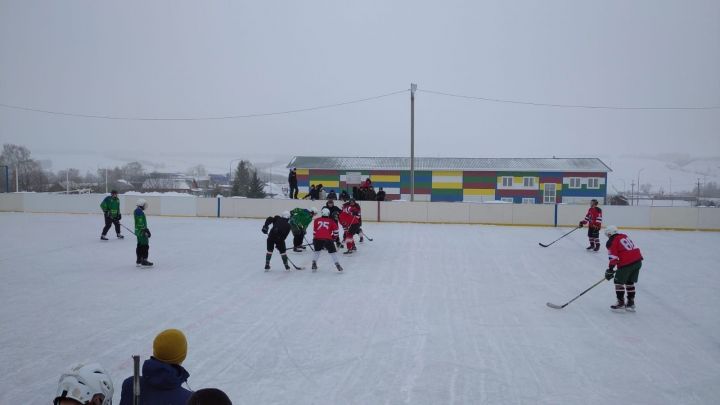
[1,213,719,404]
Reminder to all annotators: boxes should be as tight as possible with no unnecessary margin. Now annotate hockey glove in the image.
[604,268,615,280]
[144,228,151,238]
[261,225,269,234]
[578,221,584,228]
[117,213,122,221]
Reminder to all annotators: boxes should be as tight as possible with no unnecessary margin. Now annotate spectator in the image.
[120,329,192,405]
[326,189,337,200]
[288,168,298,199]
[186,388,232,405]
[54,362,114,405]
[376,187,386,201]
[302,185,316,200]
[339,189,349,202]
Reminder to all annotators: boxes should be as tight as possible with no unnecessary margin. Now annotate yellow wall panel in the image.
[463,189,495,196]
[433,170,463,177]
[312,180,339,187]
[371,175,401,182]
[296,169,309,175]
[433,182,463,189]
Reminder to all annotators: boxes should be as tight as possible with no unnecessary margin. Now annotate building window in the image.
[522,198,535,204]
[544,183,557,203]
[523,177,535,187]
[587,178,599,189]
[501,197,514,203]
[502,177,513,187]
[569,177,581,189]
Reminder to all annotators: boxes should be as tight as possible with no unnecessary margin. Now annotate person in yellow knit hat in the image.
[119,329,192,405]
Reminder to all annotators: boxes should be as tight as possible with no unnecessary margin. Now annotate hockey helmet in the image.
[309,207,318,215]
[604,225,618,237]
[321,207,330,217]
[54,363,114,405]
[281,211,291,219]
[136,198,147,208]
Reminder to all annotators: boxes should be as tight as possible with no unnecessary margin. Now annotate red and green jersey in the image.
[607,233,643,268]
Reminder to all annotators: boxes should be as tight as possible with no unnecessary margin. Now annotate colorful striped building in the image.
[288,157,611,204]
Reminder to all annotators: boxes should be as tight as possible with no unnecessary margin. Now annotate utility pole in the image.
[66,170,70,194]
[697,178,701,206]
[410,83,417,202]
[630,181,635,206]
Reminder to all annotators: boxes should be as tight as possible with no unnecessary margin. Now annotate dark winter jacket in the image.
[119,357,192,405]
[288,170,297,187]
[376,190,386,201]
[263,215,291,242]
[339,190,350,201]
[326,191,337,200]
[324,203,342,222]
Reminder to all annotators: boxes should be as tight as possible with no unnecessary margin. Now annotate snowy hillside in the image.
[603,155,720,194]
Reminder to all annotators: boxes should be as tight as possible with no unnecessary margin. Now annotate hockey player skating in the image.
[579,199,603,251]
[340,198,361,253]
[289,207,317,252]
[134,199,153,267]
[603,225,643,311]
[311,208,343,272]
[324,198,342,247]
[54,362,114,405]
[262,211,292,271]
[99,190,124,240]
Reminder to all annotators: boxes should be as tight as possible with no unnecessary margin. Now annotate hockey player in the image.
[289,207,317,252]
[262,211,292,271]
[100,190,124,240]
[579,199,603,251]
[54,362,114,405]
[339,198,362,253]
[324,198,342,247]
[603,225,644,311]
[134,199,153,267]
[311,207,343,272]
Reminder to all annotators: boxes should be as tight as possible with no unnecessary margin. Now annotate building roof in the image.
[288,156,612,172]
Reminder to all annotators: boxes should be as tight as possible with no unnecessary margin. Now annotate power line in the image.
[0,89,409,121]
[419,89,720,110]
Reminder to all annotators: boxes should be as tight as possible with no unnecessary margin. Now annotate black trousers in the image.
[267,239,287,254]
[102,216,120,235]
[289,184,298,199]
[313,239,337,253]
[136,244,149,263]
[292,228,305,248]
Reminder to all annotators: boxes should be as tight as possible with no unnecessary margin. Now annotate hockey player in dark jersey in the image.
[579,199,603,251]
[262,211,292,271]
[604,225,644,311]
[324,198,342,247]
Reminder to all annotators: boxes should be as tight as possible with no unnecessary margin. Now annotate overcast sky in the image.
[1,0,719,172]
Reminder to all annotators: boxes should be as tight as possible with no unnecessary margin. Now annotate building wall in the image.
[298,168,607,203]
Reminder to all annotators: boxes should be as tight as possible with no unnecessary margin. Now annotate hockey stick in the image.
[285,255,304,270]
[360,230,373,241]
[119,222,137,236]
[539,226,580,247]
[132,355,140,405]
[546,278,606,309]
[303,235,315,251]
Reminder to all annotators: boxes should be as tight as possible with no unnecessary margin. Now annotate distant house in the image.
[142,173,192,193]
[208,174,229,187]
[288,156,612,204]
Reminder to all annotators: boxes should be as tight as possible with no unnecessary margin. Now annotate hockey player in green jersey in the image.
[288,207,317,252]
[100,190,124,240]
[134,199,153,267]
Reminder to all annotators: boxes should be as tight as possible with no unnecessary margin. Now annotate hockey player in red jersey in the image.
[339,198,362,254]
[311,208,343,272]
[603,225,644,311]
[579,199,603,251]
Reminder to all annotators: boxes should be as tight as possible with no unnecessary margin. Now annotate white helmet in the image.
[281,211,291,219]
[604,225,618,237]
[309,207,318,215]
[54,363,114,405]
[136,198,147,208]
[321,207,330,217]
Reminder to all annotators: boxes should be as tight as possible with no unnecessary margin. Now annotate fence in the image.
[1,193,718,230]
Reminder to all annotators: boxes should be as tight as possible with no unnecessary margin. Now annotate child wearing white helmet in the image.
[134,198,153,267]
[54,362,113,405]
[603,225,644,312]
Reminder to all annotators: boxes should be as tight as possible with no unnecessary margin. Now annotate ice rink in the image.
[1,212,719,404]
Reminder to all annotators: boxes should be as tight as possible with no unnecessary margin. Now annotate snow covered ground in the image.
[1,212,719,404]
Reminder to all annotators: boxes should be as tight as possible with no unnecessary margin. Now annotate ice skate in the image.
[586,245,593,250]
[610,299,625,311]
[311,261,317,272]
[284,264,291,271]
[116,233,124,239]
[625,300,636,312]
[593,244,600,252]
[264,263,271,272]
[293,247,303,252]
[335,263,343,272]
[140,260,153,268]
[101,235,108,241]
